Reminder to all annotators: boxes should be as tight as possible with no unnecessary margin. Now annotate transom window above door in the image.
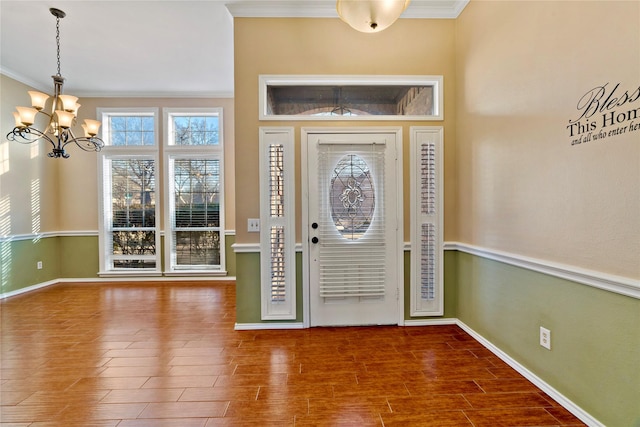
[259,75,443,121]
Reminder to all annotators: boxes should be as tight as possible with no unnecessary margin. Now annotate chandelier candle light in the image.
[7,8,104,158]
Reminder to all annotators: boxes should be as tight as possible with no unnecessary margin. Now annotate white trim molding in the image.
[225,0,469,19]
[259,127,297,320]
[409,126,444,316]
[0,230,98,242]
[0,280,59,300]
[234,322,304,331]
[449,242,640,300]
[404,318,457,327]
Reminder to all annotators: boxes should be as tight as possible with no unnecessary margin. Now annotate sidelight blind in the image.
[410,127,443,316]
[259,128,296,320]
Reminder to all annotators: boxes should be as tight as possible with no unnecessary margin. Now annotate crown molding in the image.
[0,68,49,93]
[226,0,469,19]
[226,1,336,18]
[74,91,235,99]
[402,0,470,19]
[1,70,233,99]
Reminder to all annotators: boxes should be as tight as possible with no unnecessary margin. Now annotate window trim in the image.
[259,75,444,121]
[97,153,162,277]
[409,126,444,316]
[259,127,296,320]
[98,108,161,277]
[163,108,226,275]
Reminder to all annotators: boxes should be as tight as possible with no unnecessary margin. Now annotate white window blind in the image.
[317,145,387,299]
[259,128,295,320]
[410,127,443,316]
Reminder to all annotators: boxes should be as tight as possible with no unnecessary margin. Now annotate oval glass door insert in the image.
[330,154,375,240]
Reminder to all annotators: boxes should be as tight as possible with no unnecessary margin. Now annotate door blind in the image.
[317,144,387,299]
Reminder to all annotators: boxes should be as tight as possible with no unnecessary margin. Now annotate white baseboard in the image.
[455,320,604,427]
[234,322,305,330]
[403,318,457,326]
[0,279,59,299]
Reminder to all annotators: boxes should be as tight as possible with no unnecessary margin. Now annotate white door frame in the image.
[301,127,404,328]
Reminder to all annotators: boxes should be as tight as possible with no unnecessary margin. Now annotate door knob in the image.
[311,237,319,244]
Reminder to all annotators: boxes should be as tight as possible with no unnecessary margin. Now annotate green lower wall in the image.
[454,251,640,427]
[235,250,458,324]
[59,235,100,278]
[2,233,237,294]
[1,237,62,293]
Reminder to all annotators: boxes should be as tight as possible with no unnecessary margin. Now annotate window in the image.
[259,75,443,121]
[98,109,160,275]
[330,154,375,240]
[97,107,225,276]
[104,115,155,146]
[410,127,444,316]
[259,127,295,320]
[164,109,225,274]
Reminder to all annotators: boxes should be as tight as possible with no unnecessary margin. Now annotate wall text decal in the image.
[567,82,640,146]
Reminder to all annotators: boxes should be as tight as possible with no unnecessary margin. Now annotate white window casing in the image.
[410,126,444,316]
[259,75,443,121]
[97,108,160,276]
[163,108,225,275]
[259,127,296,320]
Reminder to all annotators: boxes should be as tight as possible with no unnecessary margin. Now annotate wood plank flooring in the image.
[1,282,586,426]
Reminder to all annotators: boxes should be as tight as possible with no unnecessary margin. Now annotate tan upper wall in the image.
[1,74,60,235]
[234,17,458,243]
[1,77,236,234]
[455,1,639,278]
[59,97,236,232]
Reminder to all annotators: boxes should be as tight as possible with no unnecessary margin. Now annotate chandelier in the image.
[6,8,104,159]
[336,0,411,33]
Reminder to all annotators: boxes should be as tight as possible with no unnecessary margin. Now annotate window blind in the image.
[259,128,296,320]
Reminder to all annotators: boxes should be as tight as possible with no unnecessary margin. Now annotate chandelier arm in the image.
[73,137,106,153]
[63,128,105,152]
[6,126,55,148]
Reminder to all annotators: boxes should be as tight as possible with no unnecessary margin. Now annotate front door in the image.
[305,130,401,326]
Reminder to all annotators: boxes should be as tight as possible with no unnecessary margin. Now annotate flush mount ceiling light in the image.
[336,0,410,33]
[7,8,104,158]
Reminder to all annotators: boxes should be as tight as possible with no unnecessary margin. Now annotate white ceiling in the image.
[0,0,468,98]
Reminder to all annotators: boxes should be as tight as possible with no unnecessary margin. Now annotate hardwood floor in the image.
[1,282,585,426]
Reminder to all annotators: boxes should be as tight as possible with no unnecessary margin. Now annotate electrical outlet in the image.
[248,218,260,232]
[540,326,551,350]
[37,261,43,270]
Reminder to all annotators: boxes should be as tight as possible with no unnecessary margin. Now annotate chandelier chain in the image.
[55,15,61,76]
